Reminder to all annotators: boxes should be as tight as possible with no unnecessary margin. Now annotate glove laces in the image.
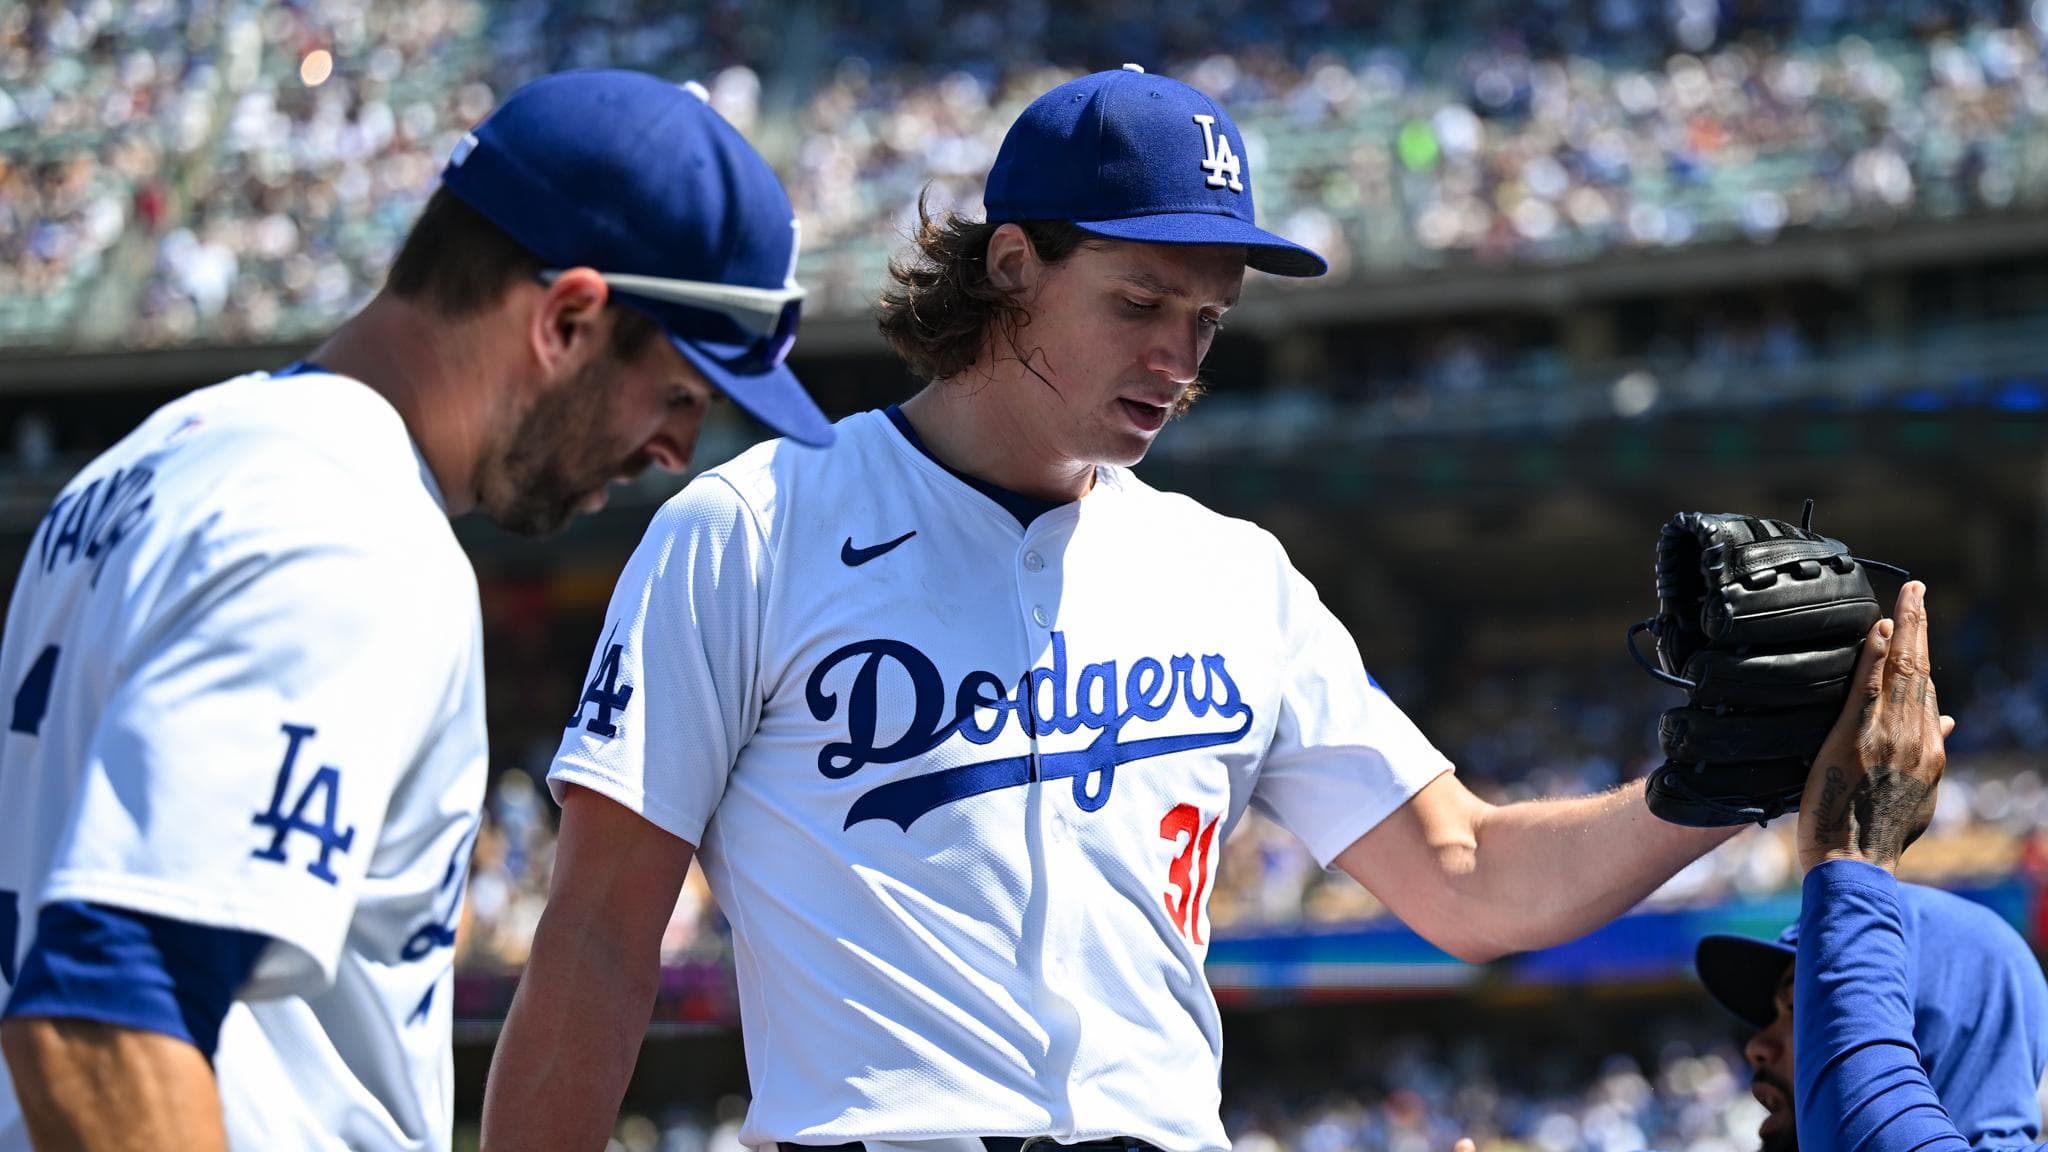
[1625,498,1908,693]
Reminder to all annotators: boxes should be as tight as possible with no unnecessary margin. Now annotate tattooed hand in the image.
[1796,581,1956,872]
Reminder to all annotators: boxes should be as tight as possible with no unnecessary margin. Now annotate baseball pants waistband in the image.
[780,1138,1164,1152]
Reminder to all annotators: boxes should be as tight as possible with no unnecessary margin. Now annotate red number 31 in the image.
[1159,803,1220,944]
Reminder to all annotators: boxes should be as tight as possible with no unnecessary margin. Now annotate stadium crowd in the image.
[129,0,497,344]
[452,600,2048,973]
[788,0,2048,314]
[9,0,2048,343]
[1216,1039,1768,1152]
[0,0,201,341]
[468,1033,1770,1152]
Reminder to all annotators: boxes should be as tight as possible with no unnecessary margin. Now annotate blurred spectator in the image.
[11,411,57,476]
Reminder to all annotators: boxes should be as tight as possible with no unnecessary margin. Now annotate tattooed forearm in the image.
[1808,761,1935,867]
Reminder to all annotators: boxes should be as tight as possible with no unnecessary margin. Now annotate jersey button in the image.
[1023,551,1045,572]
[1031,605,1050,627]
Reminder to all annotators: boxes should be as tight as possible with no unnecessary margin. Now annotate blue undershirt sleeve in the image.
[1794,861,2048,1152]
[1,900,268,1057]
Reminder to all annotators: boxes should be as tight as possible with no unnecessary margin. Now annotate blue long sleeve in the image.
[1795,861,2047,1152]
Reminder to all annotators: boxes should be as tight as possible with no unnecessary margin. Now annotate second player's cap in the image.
[983,64,1327,278]
[440,68,833,447]
[1694,926,1797,1029]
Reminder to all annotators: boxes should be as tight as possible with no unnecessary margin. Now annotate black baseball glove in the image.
[1628,502,1898,827]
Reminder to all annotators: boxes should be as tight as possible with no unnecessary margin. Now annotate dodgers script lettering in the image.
[805,632,1254,830]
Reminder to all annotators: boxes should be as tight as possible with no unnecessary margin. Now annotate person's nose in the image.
[1142,316,1204,386]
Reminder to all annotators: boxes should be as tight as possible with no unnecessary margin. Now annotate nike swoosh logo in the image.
[841,530,917,567]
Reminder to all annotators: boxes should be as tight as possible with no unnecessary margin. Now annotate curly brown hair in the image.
[875,192,1098,383]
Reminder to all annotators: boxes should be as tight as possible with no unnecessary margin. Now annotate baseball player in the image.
[479,66,1879,1152]
[0,70,829,1151]
[1786,586,2034,1152]
[1695,862,2048,1150]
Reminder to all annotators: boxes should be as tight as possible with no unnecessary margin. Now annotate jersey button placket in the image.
[1021,542,1053,630]
[1018,521,1084,1112]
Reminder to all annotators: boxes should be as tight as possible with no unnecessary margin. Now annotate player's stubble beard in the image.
[482,353,645,537]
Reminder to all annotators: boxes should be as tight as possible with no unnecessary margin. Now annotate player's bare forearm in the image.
[482,910,660,1151]
[1,1016,228,1151]
[1335,774,1736,962]
[481,785,696,1152]
[1454,778,1736,953]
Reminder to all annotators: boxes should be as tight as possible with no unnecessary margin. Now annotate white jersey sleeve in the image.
[36,474,467,998]
[549,475,768,845]
[1249,551,1455,867]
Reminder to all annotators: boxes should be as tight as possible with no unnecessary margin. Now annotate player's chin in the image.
[1096,434,1156,470]
[1758,1111,1798,1152]
[481,488,587,538]
[1098,419,1165,467]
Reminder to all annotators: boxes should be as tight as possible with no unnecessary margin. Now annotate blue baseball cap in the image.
[1697,883,2048,1144]
[439,69,833,447]
[984,65,1327,278]
[1696,925,1797,1029]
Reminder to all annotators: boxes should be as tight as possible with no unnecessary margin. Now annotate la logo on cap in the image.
[1191,115,1243,193]
[981,64,1327,276]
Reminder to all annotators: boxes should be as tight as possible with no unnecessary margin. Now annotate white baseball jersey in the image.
[552,409,1453,1152]
[0,371,487,1151]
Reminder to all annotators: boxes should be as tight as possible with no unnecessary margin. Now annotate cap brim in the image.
[1695,934,1796,1029]
[673,336,835,448]
[1074,213,1328,277]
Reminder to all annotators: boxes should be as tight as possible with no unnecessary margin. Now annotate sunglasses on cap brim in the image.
[538,269,805,372]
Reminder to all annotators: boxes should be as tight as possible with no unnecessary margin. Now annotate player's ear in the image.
[984,223,1038,294]
[532,267,610,373]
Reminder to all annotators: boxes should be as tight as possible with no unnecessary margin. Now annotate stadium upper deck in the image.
[5,0,2048,348]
